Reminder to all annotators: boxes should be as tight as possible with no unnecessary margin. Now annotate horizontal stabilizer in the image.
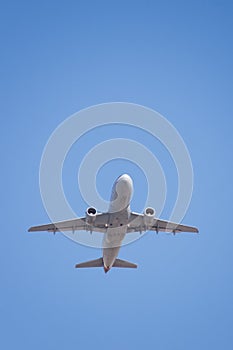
[75,258,103,268]
[113,258,137,269]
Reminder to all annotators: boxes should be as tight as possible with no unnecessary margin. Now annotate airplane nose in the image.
[109,174,134,212]
[116,174,133,191]
[117,174,133,185]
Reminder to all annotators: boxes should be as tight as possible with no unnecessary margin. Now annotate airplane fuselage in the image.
[102,174,133,272]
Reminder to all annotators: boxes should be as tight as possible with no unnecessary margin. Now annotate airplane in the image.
[28,174,198,273]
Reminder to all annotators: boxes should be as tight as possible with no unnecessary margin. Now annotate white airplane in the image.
[28,174,198,273]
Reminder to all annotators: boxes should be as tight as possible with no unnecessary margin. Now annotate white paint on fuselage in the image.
[102,174,133,271]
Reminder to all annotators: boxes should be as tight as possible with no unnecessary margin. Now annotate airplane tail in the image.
[75,257,137,269]
[75,258,103,268]
[112,258,137,269]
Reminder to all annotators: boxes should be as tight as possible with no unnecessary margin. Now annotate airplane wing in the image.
[28,213,110,233]
[127,212,199,234]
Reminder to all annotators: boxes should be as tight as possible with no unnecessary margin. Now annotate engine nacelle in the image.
[86,207,97,224]
[143,207,155,226]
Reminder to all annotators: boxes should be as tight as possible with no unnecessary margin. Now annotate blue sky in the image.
[1,1,233,349]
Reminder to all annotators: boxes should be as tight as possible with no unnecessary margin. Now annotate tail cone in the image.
[104,266,110,273]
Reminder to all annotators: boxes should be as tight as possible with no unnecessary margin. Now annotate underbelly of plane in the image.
[104,226,126,244]
[102,205,130,269]
[102,226,127,268]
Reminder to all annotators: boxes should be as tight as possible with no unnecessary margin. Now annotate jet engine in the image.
[143,207,155,226]
[86,207,97,224]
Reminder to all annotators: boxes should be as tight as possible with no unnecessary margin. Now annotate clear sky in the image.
[1,1,233,349]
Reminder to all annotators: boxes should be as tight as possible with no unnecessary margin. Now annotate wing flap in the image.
[28,218,86,232]
[28,213,110,233]
[127,212,198,234]
[152,219,199,233]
